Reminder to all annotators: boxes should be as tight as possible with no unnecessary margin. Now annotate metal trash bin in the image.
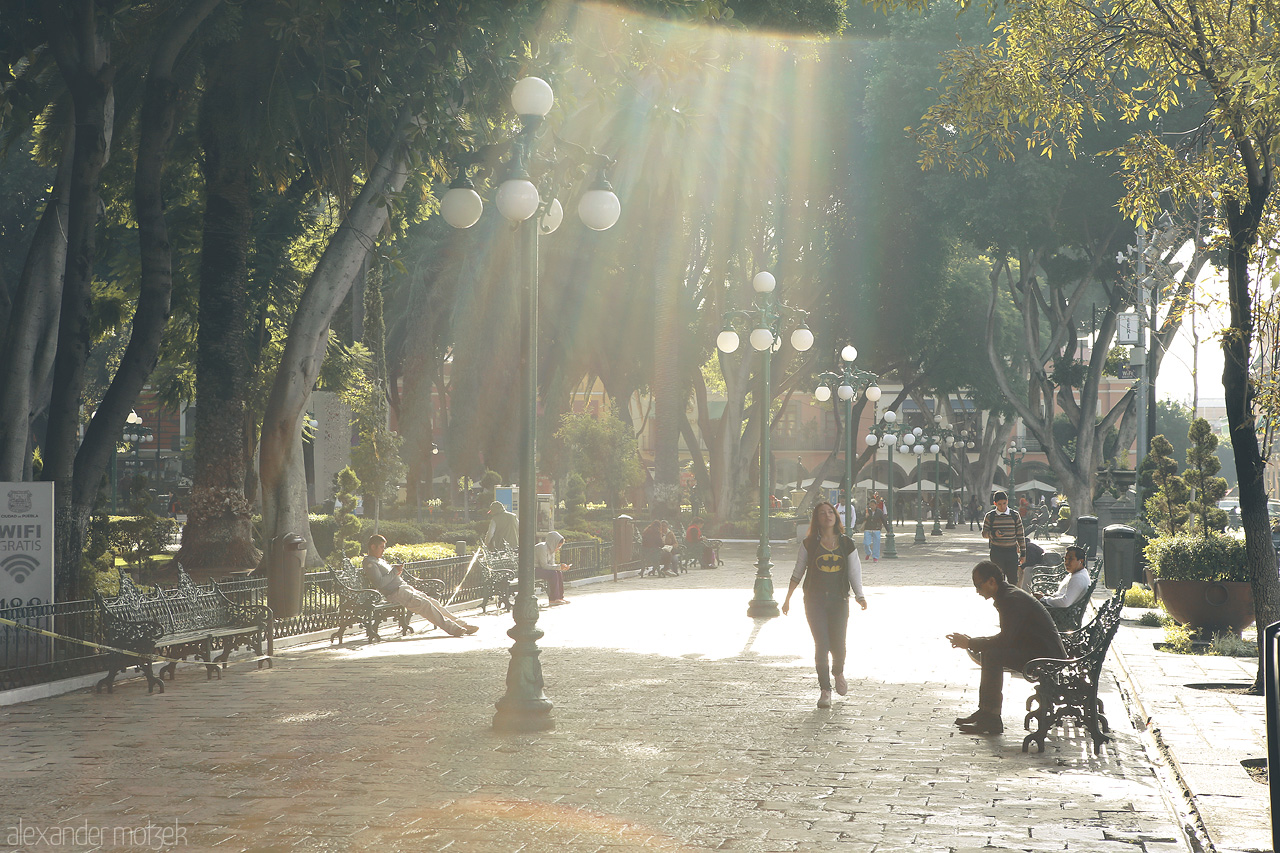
[1076,515,1099,560]
[613,515,635,580]
[1102,524,1138,590]
[267,532,307,620]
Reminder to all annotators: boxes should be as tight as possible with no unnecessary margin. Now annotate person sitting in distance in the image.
[534,530,571,606]
[1035,545,1091,610]
[362,535,478,637]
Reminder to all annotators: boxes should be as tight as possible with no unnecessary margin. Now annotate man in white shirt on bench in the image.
[1034,545,1091,610]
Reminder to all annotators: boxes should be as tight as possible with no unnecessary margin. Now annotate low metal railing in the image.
[1,541,612,692]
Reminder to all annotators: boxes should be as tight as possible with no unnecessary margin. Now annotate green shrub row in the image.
[1145,532,1249,582]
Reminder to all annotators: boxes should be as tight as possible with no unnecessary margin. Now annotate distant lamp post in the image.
[444,75,621,733]
[864,410,899,558]
[911,427,927,543]
[718,270,813,618]
[928,414,956,536]
[1004,439,1028,509]
[813,344,880,538]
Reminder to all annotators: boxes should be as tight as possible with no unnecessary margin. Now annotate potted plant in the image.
[1146,533,1253,637]
[1141,421,1243,637]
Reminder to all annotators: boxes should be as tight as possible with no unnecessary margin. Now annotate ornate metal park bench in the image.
[329,557,447,644]
[1030,560,1100,631]
[476,548,519,612]
[1022,591,1125,754]
[94,567,272,695]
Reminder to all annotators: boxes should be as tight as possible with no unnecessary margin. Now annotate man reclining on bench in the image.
[363,535,479,637]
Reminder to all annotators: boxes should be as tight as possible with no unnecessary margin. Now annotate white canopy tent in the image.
[1015,479,1059,495]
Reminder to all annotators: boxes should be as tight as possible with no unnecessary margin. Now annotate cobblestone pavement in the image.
[1,531,1192,852]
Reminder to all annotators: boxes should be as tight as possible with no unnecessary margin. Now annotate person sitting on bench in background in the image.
[534,530,571,606]
[1034,545,1091,610]
[363,535,478,637]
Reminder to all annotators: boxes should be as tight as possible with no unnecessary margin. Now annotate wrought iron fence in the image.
[1,541,615,693]
[0,599,107,691]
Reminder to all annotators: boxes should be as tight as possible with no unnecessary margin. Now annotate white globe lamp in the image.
[511,77,554,117]
[752,271,776,293]
[790,326,814,352]
[441,179,484,229]
[496,178,540,222]
[539,198,564,234]
[749,328,774,351]
[814,386,832,402]
[717,330,740,354]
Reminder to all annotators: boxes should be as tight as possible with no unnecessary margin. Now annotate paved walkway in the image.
[0,529,1268,852]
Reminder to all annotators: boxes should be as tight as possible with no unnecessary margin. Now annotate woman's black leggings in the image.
[804,594,850,691]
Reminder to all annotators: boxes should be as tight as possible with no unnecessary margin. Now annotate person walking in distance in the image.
[862,493,887,562]
[781,501,868,709]
[981,490,1026,585]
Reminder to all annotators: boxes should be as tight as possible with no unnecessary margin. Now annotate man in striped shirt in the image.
[981,491,1025,585]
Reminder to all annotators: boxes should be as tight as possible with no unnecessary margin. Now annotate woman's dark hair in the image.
[806,500,843,542]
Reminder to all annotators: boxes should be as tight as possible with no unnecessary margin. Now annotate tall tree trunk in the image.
[259,115,416,550]
[651,224,683,520]
[0,139,71,479]
[178,32,263,571]
[1221,185,1280,693]
[41,2,115,601]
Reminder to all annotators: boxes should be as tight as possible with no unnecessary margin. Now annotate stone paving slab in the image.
[1110,607,1269,853]
[0,535,1193,852]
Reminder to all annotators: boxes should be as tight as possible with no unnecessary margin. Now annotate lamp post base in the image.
[931,517,943,536]
[882,530,898,558]
[914,519,926,543]
[747,570,779,619]
[492,595,555,733]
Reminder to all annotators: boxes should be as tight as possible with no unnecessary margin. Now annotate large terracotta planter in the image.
[1153,579,1255,637]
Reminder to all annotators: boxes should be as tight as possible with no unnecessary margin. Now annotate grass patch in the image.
[1137,610,1165,627]
[1208,632,1258,658]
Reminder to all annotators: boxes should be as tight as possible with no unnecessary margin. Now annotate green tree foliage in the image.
[1143,435,1188,536]
[330,466,362,568]
[555,404,643,510]
[1184,418,1229,536]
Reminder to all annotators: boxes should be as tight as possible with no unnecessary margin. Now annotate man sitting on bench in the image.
[363,535,478,637]
[1034,545,1091,611]
[946,560,1065,735]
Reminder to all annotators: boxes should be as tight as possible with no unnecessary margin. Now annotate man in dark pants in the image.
[946,560,1066,734]
[981,490,1025,585]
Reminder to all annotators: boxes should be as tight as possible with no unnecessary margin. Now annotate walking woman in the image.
[781,501,868,708]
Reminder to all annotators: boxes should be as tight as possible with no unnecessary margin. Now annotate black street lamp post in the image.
[928,415,955,536]
[909,427,927,544]
[864,411,900,558]
[813,344,881,540]
[443,76,621,732]
[717,271,814,619]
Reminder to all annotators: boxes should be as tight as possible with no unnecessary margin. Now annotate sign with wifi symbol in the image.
[0,482,54,608]
[3,553,39,584]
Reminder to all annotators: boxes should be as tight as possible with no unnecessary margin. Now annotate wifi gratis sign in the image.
[0,483,53,608]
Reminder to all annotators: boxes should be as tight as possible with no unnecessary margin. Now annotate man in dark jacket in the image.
[946,560,1066,734]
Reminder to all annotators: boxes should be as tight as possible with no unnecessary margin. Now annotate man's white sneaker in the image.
[817,689,832,708]
[833,673,848,696]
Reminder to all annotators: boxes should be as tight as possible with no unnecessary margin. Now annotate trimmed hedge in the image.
[386,543,460,563]
[1145,532,1249,582]
[308,515,428,557]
